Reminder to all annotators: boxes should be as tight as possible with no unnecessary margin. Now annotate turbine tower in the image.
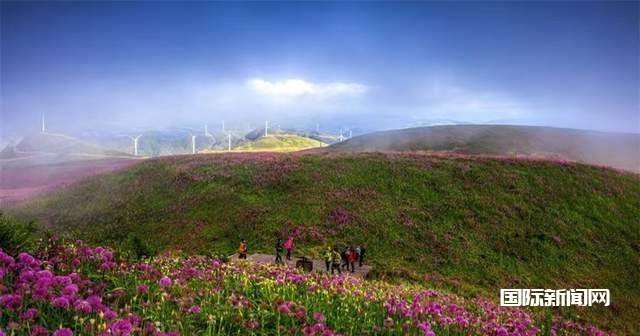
[227,133,232,152]
[41,113,46,133]
[349,129,353,138]
[222,120,226,132]
[128,135,142,156]
[264,120,269,137]
[338,128,345,142]
[204,124,211,137]
[191,134,197,154]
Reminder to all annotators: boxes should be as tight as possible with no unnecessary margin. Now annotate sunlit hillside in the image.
[221,134,325,152]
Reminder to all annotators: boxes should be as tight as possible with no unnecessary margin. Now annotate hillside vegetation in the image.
[9,152,640,333]
[331,125,640,172]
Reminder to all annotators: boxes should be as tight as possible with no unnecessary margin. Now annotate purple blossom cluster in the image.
[0,243,179,336]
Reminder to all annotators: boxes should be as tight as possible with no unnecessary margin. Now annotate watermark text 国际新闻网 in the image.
[500,289,609,307]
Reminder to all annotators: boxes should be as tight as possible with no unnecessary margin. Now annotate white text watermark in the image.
[500,289,609,307]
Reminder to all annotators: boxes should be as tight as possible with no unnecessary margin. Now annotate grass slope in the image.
[9,152,640,333]
[234,134,325,152]
[331,125,640,172]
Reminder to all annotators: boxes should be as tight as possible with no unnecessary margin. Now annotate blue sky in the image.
[1,1,638,135]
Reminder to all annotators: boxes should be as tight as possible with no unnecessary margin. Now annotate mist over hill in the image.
[331,125,640,172]
[0,132,130,159]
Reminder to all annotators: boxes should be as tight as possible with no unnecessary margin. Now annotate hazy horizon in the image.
[1,1,639,139]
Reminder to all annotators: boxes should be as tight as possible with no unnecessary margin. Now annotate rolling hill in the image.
[0,132,130,159]
[233,133,325,152]
[7,152,640,333]
[0,132,138,205]
[330,125,640,172]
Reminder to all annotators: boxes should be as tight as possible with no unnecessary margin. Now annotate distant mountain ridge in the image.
[0,132,130,159]
[330,125,640,172]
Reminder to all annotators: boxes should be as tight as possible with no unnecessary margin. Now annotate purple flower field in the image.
[0,238,608,335]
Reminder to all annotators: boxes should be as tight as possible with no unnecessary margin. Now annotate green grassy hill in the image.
[234,134,325,151]
[8,152,640,333]
[331,125,640,172]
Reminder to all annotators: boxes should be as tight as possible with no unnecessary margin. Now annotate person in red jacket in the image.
[347,246,357,273]
[284,235,294,260]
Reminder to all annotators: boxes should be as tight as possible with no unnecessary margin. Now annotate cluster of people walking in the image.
[323,245,366,274]
[238,236,367,275]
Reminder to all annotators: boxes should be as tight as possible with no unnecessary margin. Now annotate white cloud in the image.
[245,78,367,100]
[418,80,528,122]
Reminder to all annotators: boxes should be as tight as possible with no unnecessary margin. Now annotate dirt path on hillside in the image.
[231,253,372,278]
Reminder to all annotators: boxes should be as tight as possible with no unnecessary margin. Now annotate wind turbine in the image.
[204,124,211,137]
[41,113,46,133]
[128,135,142,156]
[349,129,353,138]
[227,133,232,152]
[264,120,269,137]
[338,128,345,142]
[222,120,226,132]
[190,134,197,154]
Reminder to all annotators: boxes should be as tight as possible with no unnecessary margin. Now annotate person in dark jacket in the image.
[340,246,348,270]
[358,245,366,267]
[275,238,284,264]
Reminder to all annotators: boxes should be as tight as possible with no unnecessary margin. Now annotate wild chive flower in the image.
[277,301,293,314]
[52,296,71,308]
[29,324,48,336]
[0,294,22,310]
[21,307,38,320]
[109,319,133,335]
[136,284,149,294]
[74,299,93,313]
[159,276,172,287]
[313,312,325,322]
[52,328,73,336]
[62,284,79,296]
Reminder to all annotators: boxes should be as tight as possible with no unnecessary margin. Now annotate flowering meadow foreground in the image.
[0,239,608,336]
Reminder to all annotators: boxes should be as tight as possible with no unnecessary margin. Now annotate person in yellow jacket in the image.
[238,239,247,259]
[331,249,342,275]
[323,246,333,272]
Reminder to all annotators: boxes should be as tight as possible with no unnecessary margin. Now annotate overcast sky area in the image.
[1,1,638,137]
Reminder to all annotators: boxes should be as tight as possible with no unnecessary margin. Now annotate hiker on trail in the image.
[358,245,366,267]
[355,246,362,265]
[347,246,357,273]
[275,238,284,264]
[331,249,342,275]
[323,246,333,272]
[340,246,348,270]
[238,239,247,259]
[284,235,294,260]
